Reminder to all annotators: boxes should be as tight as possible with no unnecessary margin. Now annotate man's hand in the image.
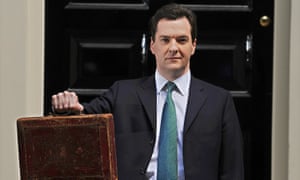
[51,91,83,114]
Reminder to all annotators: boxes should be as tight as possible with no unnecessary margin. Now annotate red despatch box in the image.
[17,114,118,180]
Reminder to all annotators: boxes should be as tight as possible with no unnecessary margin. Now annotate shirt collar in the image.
[155,70,191,96]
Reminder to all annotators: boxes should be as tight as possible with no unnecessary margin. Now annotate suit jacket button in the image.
[149,140,154,145]
[139,168,145,175]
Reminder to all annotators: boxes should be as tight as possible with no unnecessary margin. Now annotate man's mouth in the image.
[166,57,181,60]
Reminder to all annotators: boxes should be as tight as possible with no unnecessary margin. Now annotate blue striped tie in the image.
[157,82,177,180]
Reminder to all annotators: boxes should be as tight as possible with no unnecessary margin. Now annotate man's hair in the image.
[149,3,197,41]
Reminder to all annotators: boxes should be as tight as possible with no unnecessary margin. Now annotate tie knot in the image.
[166,81,176,93]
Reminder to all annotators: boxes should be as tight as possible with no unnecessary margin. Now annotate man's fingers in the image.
[51,91,81,113]
[51,94,58,109]
[69,92,77,108]
[52,91,70,110]
[62,91,70,109]
[57,92,65,109]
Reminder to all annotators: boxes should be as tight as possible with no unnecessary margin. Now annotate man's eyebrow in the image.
[159,35,170,38]
[158,35,189,38]
[177,36,189,39]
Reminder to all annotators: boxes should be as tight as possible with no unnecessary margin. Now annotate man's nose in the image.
[168,39,179,53]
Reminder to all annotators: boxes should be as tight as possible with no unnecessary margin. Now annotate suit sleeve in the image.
[82,82,118,114]
[219,93,244,180]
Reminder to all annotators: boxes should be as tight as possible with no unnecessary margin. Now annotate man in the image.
[52,3,244,180]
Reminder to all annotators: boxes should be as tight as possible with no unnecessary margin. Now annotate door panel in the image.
[68,30,145,89]
[45,0,273,179]
[191,33,252,92]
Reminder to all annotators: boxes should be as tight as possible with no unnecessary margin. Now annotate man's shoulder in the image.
[112,76,154,88]
[191,77,230,95]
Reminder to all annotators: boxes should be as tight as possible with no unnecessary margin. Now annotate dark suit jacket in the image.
[83,75,244,180]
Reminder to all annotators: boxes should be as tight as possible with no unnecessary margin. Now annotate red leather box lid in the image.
[17,114,117,180]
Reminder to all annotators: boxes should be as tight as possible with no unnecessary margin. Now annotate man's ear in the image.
[150,37,155,54]
[191,38,197,55]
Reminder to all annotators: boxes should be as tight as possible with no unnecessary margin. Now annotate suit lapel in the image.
[136,76,157,130]
[183,77,207,134]
[135,76,208,134]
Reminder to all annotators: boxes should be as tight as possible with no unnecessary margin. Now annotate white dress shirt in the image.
[146,70,191,180]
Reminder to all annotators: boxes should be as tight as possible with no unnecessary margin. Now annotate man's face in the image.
[150,17,196,80]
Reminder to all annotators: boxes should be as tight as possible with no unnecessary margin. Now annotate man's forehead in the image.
[155,27,191,39]
[156,18,191,31]
[157,17,190,26]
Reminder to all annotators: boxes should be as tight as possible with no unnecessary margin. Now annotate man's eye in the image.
[161,38,170,43]
[177,38,188,43]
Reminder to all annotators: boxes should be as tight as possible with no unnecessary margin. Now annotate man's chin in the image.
[166,66,185,75]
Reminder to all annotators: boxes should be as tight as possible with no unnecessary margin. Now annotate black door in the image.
[44,0,273,179]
